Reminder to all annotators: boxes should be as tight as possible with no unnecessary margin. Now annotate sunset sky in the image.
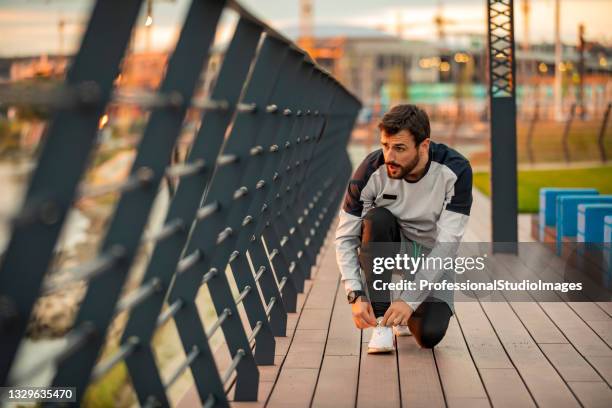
[0,0,610,56]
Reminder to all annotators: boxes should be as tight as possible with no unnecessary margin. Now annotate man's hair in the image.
[378,104,430,145]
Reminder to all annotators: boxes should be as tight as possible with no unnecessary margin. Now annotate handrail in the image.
[0,0,360,406]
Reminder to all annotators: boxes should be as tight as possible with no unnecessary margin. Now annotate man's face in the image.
[380,129,428,179]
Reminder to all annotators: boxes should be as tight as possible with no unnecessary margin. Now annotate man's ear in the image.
[419,138,430,152]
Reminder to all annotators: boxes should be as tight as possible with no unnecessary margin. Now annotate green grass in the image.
[473,166,612,213]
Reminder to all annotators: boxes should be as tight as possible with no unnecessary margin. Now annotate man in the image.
[335,104,472,353]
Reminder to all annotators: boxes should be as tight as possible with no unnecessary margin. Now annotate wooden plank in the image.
[312,284,360,406]
[539,302,612,358]
[447,397,490,408]
[479,368,536,408]
[266,368,319,408]
[257,354,286,382]
[283,337,326,369]
[454,302,513,369]
[454,302,536,407]
[312,355,359,408]
[396,336,445,408]
[296,307,333,330]
[588,356,612,386]
[584,320,612,349]
[356,343,400,408]
[566,303,612,349]
[231,381,274,408]
[509,302,567,344]
[434,317,489,403]
[539,343,602,382]
[480,302,580,407]
[567,381,612,408]
[596,302,612,317]
[302,281,338,310]
[325,284,361,356]
[567,302,612,321]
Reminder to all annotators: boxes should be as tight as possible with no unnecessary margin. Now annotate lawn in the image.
[473,166,612,213]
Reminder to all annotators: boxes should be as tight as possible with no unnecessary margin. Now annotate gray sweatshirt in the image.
[334,141,473,310]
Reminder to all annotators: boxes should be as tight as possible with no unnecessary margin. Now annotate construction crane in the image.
[522,0,530,54]
[384,1,481,43]
[298,0,315,57]
[140,0,176,52]
[57,15,81,56]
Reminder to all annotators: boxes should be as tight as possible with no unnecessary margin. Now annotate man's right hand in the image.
[351,298,377,329]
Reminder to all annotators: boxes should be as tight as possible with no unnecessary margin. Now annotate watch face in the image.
[347,292,356,303]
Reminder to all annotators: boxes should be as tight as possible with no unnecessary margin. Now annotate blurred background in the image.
[0,0,610,405]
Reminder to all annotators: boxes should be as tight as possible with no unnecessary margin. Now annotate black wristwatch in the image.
[347,290,367,304]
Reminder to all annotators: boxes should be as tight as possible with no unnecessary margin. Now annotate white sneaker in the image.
[393,325,412,336]
[367,320,394,354]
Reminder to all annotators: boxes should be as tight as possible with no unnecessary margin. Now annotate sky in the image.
[0,0,611,57]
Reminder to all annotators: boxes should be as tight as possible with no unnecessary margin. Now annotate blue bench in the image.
[578,204,612,243]
[556,195,612,255]
[577,205,612,285]
[605,216,612,283]
[538,188,598,242]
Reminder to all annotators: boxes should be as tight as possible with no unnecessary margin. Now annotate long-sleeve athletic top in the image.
[334,141,473,311]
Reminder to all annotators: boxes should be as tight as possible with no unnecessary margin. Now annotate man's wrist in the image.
[347,290,368,304]
[404,300,419,312]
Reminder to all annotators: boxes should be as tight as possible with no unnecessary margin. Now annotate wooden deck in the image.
[190,189,612,407]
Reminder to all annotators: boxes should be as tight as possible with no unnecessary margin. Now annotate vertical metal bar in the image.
[51,0,226,400]
[487,0,518,253]
[598,102,611,163]
[119,17,263,407]
[526,102,538,164]
[562,102,576,163]
[0,0,146,386]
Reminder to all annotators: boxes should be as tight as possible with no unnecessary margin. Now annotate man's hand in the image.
[351,298,377,329]
[381,300,413,327]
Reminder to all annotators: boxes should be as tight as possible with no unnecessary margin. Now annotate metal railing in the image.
[0,0,360,406]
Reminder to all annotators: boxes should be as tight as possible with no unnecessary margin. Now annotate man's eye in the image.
[395,147,404,152]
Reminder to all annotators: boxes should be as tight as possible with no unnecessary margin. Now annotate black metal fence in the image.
[0,0,360,406]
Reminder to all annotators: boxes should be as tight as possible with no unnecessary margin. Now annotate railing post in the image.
[598,102,611,163]
[487,0,518,253]
[0,1,362,406]
[50,0,227,402]
[0,0,146,387]
[562,103,576,163]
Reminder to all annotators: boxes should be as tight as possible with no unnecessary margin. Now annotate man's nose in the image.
[386,150,396,163]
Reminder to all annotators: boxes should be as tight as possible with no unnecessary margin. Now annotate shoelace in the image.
[373,321,386,335]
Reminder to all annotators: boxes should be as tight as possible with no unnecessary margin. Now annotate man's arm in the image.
[335,156,381,328]
[400,161,473,311]
[334,151,382,295]
[336,180,363,293]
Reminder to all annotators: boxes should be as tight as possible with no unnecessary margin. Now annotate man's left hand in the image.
[381,300,413,326]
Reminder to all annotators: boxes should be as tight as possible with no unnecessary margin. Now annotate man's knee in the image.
[410,301,452,349]
[362,207,398,242]
[414,324,448,349]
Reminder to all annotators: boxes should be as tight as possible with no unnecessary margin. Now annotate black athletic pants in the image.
[358,207,452,349]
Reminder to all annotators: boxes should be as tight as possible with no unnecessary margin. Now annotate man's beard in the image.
[385,150,420,179]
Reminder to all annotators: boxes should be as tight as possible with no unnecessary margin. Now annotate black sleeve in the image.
[445,162,473,216]
[341,149,385,217]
